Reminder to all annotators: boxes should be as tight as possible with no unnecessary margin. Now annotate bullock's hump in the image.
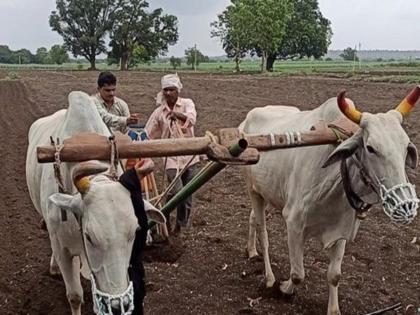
[68,91,91,108]
[241,105,300,133]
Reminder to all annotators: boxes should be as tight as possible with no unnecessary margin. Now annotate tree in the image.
[49,0,118,70]
[0,45,13,63]
[108,0,178,70]
[35,47,49,64]
[266,0,332,71]
[11,49,34,64]
[49,45,70,64]
[340,47,358,61]
[169,56,181,70]
[185,47,208,70]
[211,5,250,72]
[212,0,293,72]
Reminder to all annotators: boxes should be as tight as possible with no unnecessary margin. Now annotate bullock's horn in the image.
[72,161,108,194]
[337,90,362,124]
[395,86,420,116]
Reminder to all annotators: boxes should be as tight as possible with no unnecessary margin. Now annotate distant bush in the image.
[325,57,332,61]
[6,72,19,80]
[376,58,383,62]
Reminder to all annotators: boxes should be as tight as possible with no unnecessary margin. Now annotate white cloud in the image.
[318,0,420,50]
[1,0,420,57]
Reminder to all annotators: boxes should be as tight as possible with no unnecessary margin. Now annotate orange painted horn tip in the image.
[406,85,420,105]
[337,90,348,109]
[337,90,346,98]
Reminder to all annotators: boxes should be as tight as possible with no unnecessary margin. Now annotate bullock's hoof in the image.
[257,280,292,301]
[275,281,295,301]
[47,268,62,280]
[356,212,368,220]
[248,254,262,263]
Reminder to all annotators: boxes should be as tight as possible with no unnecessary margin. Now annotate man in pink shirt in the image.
[145,74,199,234]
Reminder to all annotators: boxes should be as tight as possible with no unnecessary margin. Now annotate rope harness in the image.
[154,118,197,206]
[107,135,120,180]
[50,137,68,221]
[340,158,373,214]
[91,273,134,315]
[341,153,418,224]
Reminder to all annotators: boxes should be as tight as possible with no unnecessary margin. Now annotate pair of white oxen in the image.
[26,87,420,315]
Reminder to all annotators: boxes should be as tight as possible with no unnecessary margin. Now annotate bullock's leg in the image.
[53,246,83,315]
[249,192,275,287]
[247,209,258,258]
[326,239,346,315]
[280,228,305,295]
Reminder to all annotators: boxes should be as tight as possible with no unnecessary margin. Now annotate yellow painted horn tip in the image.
[75,177,90,194]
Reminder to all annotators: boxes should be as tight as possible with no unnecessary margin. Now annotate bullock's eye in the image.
[366,145,376,154]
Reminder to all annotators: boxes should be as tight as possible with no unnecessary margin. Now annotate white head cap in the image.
[161,73,183,90]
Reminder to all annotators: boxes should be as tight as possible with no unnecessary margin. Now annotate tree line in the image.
[0,45,69,65]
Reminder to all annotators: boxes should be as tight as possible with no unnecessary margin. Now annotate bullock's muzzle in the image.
[380,183,419,224]
[91,274,134,315]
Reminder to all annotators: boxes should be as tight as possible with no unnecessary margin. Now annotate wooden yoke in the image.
[36,130,259,165]
[243,116,359,150]
[36,117,358,164]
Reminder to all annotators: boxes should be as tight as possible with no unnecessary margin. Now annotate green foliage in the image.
[108,0,178,70]
[211,4,251,72]
[130,44,151,67]
[212,0,293,72]
[169,56,182,70]
[49,45,70,65]
[185,47,208,69]
[10,49,34,64]
[35,47,50,64]
[340,47,359,61]
[0,45,13,63]
[49,0,119,69]
[275,0,332,63]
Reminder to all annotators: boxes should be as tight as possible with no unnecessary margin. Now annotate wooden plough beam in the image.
[37,117,358,164]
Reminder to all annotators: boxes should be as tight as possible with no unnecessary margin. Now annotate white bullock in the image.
[26,91,163,315]
[240,87,420,315]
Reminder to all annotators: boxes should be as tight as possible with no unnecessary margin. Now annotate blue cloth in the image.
[127,125,148,141]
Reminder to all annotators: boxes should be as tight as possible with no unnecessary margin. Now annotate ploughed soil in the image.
[0,70,419,315]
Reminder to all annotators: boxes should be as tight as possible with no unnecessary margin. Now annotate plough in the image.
[36,117,358,228]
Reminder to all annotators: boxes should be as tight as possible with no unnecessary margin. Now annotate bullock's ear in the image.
[406,142,418,169]
[48,193,83,218]
[322,131,363,168]
[143,200,166,224]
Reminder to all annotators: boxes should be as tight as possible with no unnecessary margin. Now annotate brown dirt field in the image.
[0,70,419,315]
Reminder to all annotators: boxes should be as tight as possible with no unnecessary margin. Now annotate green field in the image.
[2,58,420,83]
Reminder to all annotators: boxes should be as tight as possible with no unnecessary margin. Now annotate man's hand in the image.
[166,111,177,121]
[126,113,139,125]
[134,158,154,176]
[166,111,187,123]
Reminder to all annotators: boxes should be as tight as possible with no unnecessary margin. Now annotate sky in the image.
[0,0,420,57]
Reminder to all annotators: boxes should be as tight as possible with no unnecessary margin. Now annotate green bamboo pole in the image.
[148,139,248,229]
